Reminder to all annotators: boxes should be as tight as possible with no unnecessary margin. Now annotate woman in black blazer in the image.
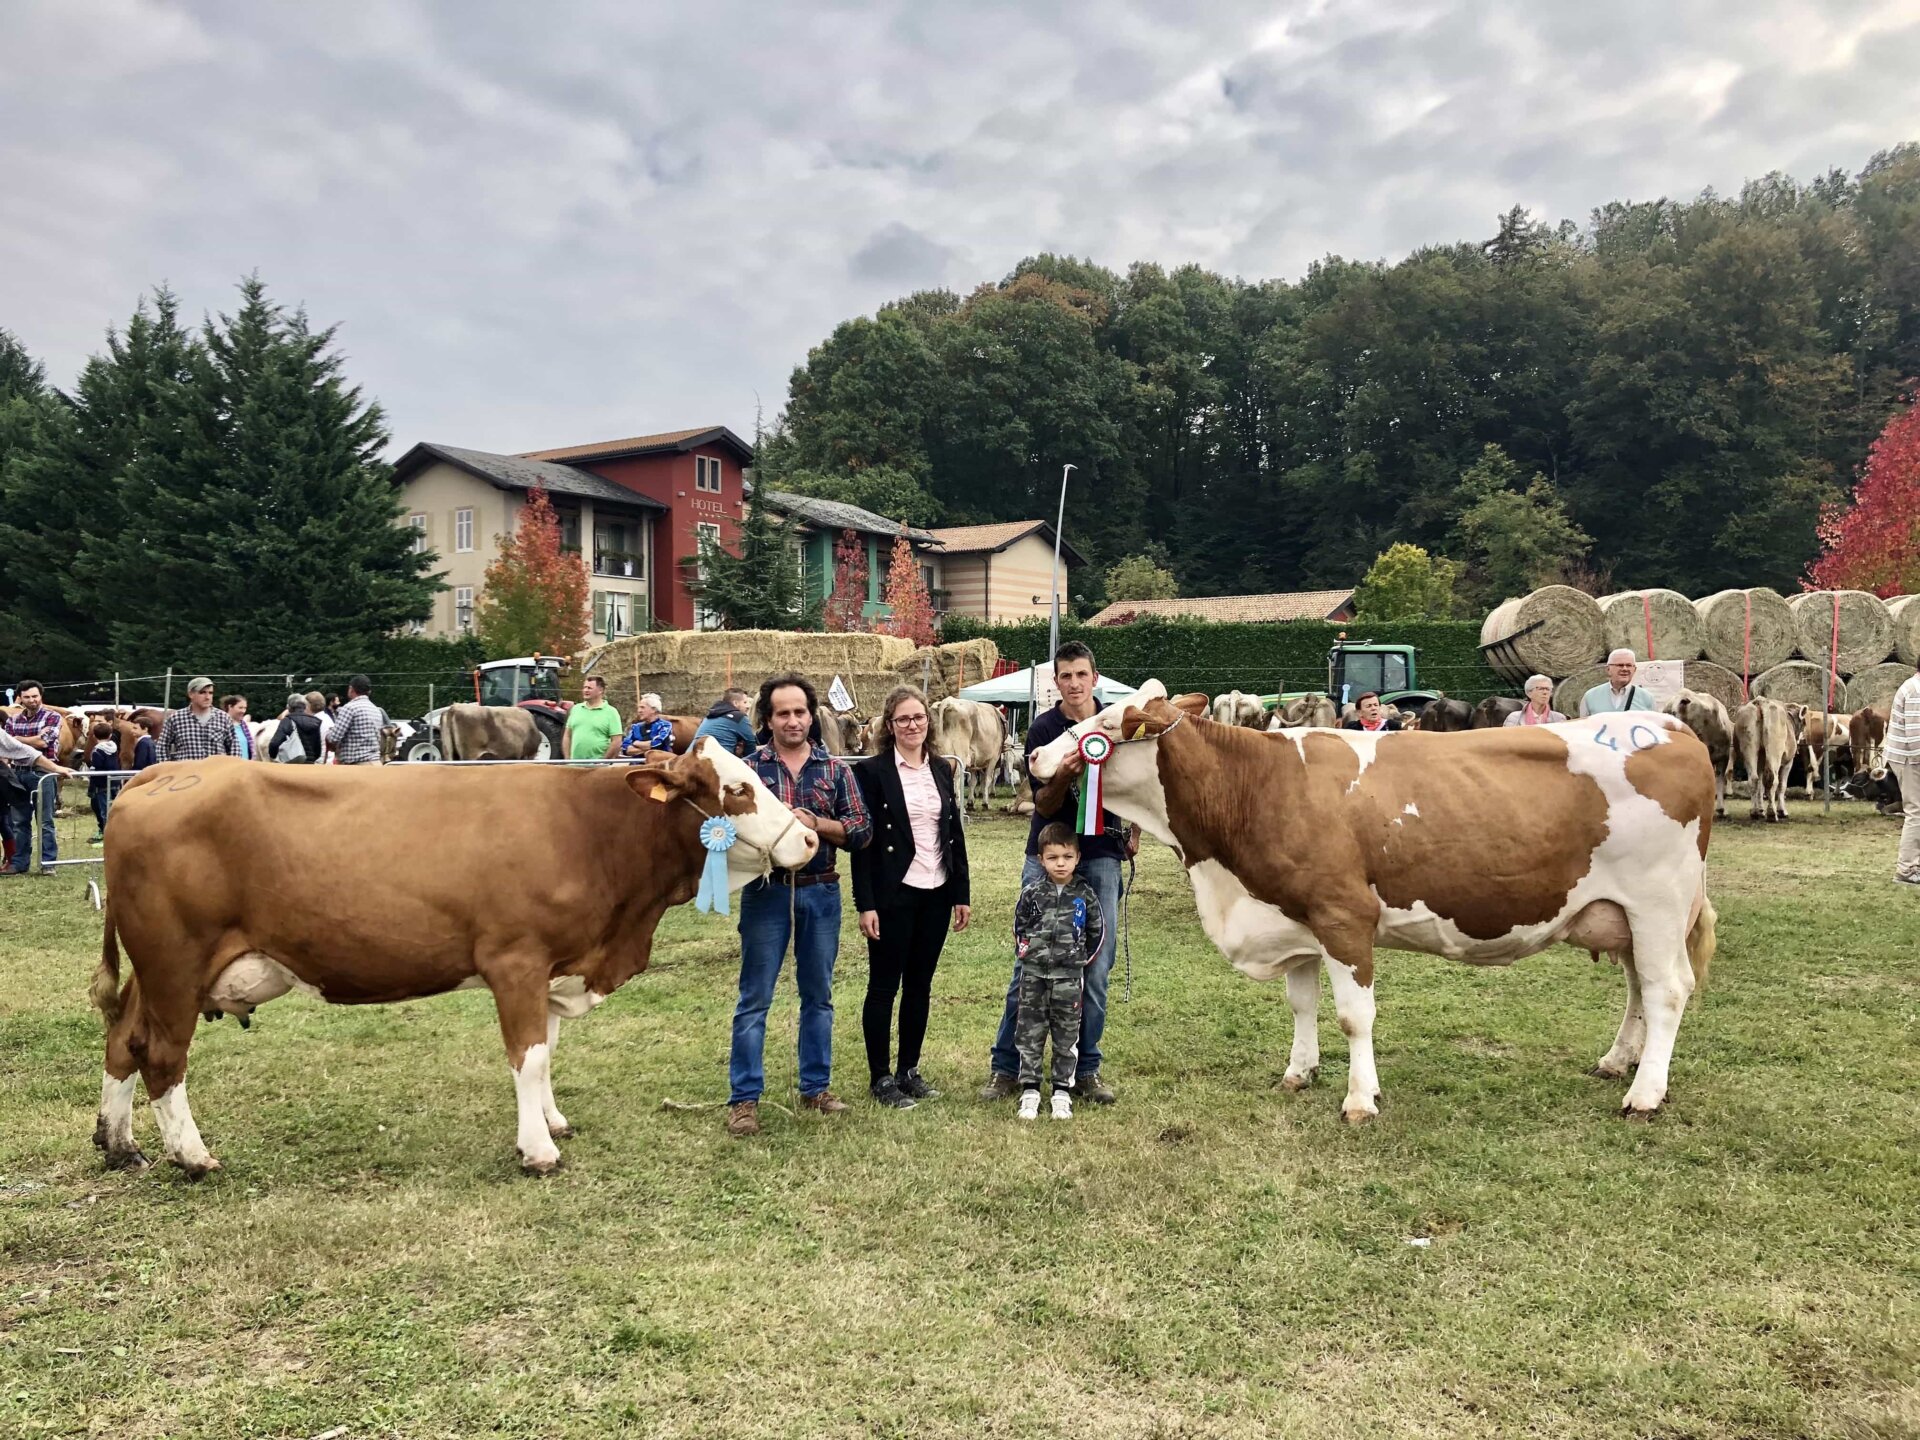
[850,686,972,1110]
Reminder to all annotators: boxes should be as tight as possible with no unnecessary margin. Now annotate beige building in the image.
[922,520,1084,623]
[390,444,666,640]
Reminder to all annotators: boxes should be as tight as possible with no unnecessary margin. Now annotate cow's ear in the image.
[626,762,693,804]
[1169,692,1210,720]
[1119,704,1175,741]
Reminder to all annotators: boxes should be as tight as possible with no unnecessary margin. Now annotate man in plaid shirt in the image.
[159,677,240,763]
[725,672,872,1137]
[3,680,64,874]
[326,675,386,766]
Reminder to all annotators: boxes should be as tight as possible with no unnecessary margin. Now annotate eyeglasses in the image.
[893,715,928,728]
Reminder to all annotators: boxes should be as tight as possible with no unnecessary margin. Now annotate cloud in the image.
[1,0,1916,455]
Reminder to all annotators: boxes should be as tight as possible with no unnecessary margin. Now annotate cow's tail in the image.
[1685,891,1717,999]
[91,899,126,1027]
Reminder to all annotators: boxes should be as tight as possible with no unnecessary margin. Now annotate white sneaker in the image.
[1050,1090,1073,1121]
[1017,1090,1041,1121]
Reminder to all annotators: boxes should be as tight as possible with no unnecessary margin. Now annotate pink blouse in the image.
[894,750,947,891]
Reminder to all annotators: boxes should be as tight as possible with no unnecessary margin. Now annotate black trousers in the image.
[862,885,953,1083]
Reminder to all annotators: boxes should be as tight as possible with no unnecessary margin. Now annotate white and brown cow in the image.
[1731,697,1803,821]
[1792,708,1853,799]
[1850,704,1888,775]
[88,740,815,1177]
[1031,681,1717,1122]
[931,697,1008,810]
[1211,690,1267,729]
[1662,689,1735,818]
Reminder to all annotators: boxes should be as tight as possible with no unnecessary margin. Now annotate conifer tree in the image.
[0,329,92,676]
[693,487,818,630]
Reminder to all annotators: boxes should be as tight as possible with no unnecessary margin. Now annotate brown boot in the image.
[725,1100,760,1137]
[799,1090,848,1114]
[977,1072,1020,1102]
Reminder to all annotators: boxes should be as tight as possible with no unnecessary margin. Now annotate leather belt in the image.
[766,870,838,889]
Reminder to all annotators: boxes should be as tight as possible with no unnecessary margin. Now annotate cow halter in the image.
[678,795,802,888]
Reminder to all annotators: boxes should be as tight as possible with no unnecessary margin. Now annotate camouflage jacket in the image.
[1013,877,1106,977]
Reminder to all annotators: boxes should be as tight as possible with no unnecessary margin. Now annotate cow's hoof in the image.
[173,1156,221,1181]
[1620,1101,1663,1121]
[91,1117,108,1151]
[548,1121,575,1140]
[102,1146,149,1172]
[1340,1104,1378,1126]
[1589,1062,1629,1081]
[1280,1068,1317,1092]
[518,1149,562,1176]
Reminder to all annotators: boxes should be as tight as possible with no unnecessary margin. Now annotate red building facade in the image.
[521,427,753,632]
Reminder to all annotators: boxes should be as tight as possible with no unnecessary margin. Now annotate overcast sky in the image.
[5,0,1918,456]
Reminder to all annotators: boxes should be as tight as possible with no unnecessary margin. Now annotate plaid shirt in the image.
[2,706,61,769]
[329,695,386,765]
[159,706,239,762]
[748,742,872,877]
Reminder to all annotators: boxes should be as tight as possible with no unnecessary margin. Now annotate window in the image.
[693,522,722,630]
[558,510,581,551]
[455,586,474,633]
[593,591,632,638]
[407,514,427,554]
[695,455,722,492]
[407,619,426,636]
[921,564,936,594]
[455,508,474,553]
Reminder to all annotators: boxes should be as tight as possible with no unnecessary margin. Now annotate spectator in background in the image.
[268,693,324,763]
[1888,656,1920,888]
[222,694,255,759]
[1342,692,1403,733]
[160,677,239,762]
[326,694,343,721]
[564,675,626,760]
[1579,650,1658,717]
[327,674,384,765]
[130,710,160,771]
[620,692,675,759]
[304,691,334,758]
[693,688,757,757]
[1505,675,1567,726]
[86,720,119,844]
[3,680,64,875]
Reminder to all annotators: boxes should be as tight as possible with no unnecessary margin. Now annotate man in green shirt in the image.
[563,676,626,760]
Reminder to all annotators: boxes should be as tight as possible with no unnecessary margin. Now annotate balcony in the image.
[594,552,642,579]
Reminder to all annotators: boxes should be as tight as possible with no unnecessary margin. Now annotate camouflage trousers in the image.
[1016,968,1084,1090]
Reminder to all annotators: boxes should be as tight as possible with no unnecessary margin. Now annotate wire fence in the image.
[17,667,483,718]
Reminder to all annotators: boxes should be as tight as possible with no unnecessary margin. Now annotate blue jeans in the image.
[729,879,843,1105]
[990,854,1121,1081]
[3,773,57,872]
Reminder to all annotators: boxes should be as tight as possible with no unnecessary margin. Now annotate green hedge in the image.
[940,616,1510,700]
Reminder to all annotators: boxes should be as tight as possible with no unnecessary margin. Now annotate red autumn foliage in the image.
[1808,393,1920,596]
[475,487,589,655]
[877,531,936,647]
[823,528,870,632]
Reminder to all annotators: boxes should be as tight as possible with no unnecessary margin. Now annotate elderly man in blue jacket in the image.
[1580,649,1661,717]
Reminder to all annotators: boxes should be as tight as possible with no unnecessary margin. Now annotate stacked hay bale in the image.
[577,631,999,718]
[1598,589,1702,662]
[1847,662,1910,715]
[1694,588,1796,676]
[1751,660,1849,712]
[1787,590,1893,679]
[896,638,999,702]
[1886,595,1920,667]
[1480,586,1606,683]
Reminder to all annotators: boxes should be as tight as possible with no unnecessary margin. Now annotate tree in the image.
[1808,393,1920,594]
[1449,444,1592,603]
[822,528,870,632]
[1105,552,1178,601]
[0,328,92,677]
[84,277,439,673]
[1353,543,1462,621]
[474,488,588,655]
[694,486,817,630]
[876,532,936,646]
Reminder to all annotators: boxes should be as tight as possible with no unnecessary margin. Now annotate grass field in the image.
[2,790,1918,1439]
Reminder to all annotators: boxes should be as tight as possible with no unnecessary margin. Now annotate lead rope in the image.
[1121,846,1137,1002]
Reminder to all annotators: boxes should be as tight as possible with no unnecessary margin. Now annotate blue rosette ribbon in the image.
[697,816,738,916]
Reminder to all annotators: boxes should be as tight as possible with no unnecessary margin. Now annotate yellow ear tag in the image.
[648,781,672,802]
[1130,722,1148,740]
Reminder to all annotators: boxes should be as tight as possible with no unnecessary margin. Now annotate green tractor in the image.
[1260,637,1443,721]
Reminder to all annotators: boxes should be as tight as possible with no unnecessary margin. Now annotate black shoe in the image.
[896,1068,941,1101]
[870,1076,917,1110]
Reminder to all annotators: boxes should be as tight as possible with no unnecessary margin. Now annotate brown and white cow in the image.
[1850,704,1888,775]
[1730,698,1803,821]
[1791,708,1853,799]
[1030,681,1717,1121]
[931,697,1008,810]
[87,740,815,1177]
[1662,689,1734,818]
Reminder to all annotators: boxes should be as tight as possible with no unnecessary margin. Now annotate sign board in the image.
[1635,659,1685,706]
[827,675,856,714]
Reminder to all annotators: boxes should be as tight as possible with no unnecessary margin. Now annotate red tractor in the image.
[392,655,573,761]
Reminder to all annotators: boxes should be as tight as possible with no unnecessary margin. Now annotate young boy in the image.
[1012,822,1107,1121]
[85,720,119,844]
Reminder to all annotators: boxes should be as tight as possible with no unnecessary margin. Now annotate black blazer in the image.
[850,749,970,912]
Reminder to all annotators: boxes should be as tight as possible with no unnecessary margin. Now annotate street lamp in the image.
[1048,463,1076,662]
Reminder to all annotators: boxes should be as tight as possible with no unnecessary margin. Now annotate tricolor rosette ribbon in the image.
[1076,730,1112,837]
[696,815,738,916]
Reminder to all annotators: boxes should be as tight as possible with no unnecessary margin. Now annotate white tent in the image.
[956,665,1139,707]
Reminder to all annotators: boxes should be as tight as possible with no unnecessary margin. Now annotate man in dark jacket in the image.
[693,688,758,757]
[266,693,325,763]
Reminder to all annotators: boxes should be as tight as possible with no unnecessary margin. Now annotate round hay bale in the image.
[1479,586,1605,682]
[1787,590,1893,675]
[1676,660,1746,714]
[1846,661,1910,715]
[1887,594,1920,667]
[1597,590,1702,662]
[1553,665,1607,718]
[1751,661,1850,712]
[1693,588,1795,674]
